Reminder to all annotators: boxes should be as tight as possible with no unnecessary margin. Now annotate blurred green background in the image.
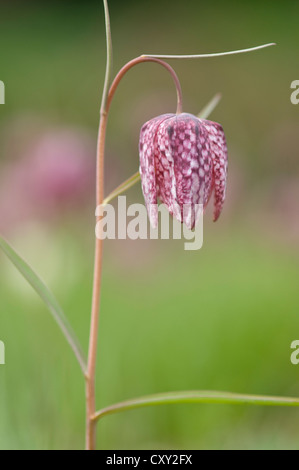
[0,0,299,450]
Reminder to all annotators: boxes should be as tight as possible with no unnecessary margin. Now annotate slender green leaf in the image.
[198,93,222,120]
[93,390,299,421]
[102,171,141,206]
[142,43,276,60]
[0,236,87,375]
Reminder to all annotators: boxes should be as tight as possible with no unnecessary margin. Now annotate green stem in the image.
[142,43,276,60]
[85,0,113,451]
[101,0,113,112]
[92,390,299,422]
[86,5,185,452]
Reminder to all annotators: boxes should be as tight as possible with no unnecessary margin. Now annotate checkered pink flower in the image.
[139,112,228,229]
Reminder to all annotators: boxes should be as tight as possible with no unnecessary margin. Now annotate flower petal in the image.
[162,114,213,229]
[139,114,171,227]
[200,119,228,221]
[155,115,181,224]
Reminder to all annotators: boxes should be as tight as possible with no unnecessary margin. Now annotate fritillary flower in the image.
[139,112,228,229]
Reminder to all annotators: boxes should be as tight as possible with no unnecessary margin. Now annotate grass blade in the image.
[93,390,299,421]
[198,93,222,120]
[102,171,141,206]
[0,236,87,375]
[142,43,276,60]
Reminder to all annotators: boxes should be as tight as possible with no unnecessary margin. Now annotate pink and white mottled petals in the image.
[166,114,213,229]
[155,118,181,223]
[139,112,228,229]
[139,114,171,227]
[199,119,228,222]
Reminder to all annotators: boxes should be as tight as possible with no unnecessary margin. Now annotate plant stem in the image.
[85,0,111,451]
[100,0,113,113]
[92,390,299,422]
[85,38,184,453]
[85,114,107,451]
[107,56,183,114]
[142,43,276,60]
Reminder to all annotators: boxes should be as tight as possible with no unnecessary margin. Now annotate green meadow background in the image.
[0,0,299,449]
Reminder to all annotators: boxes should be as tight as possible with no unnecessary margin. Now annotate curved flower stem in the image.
[85,116,107,451]
[85,0,112,451]
[107,56,183,115]
[92,390,299,422]
[86,23,184,454]
[86,60,182,450]
[142,42,276,60]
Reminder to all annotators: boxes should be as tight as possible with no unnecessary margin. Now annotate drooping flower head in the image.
[139,113,228,229]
